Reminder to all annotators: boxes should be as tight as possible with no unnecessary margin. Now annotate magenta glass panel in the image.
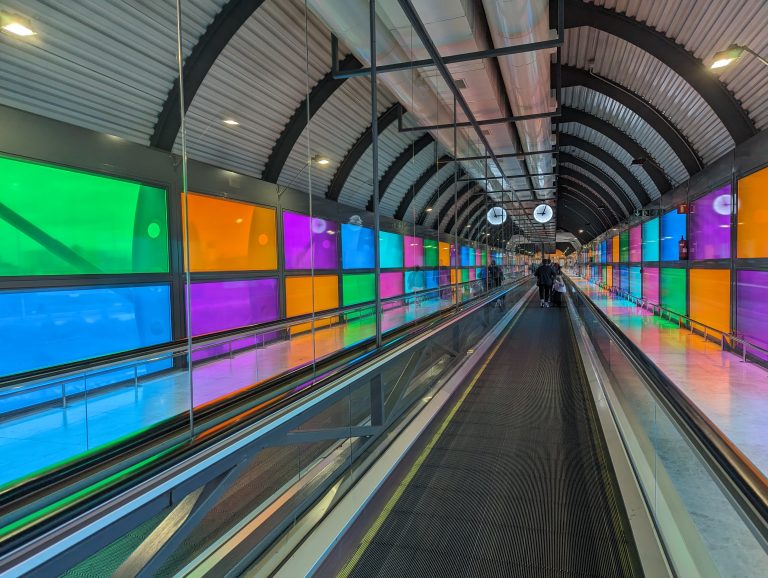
[469,268,476,280]
[381,272,404,298]
[404,235,424,267]
[189,278,279,336]
[737,271,768,360]
[612,266,620,288]
[642,267,660,303]
[475,248,482,264]
[690,185,732,260]
[282,211,338,270]
[629,226,642,262]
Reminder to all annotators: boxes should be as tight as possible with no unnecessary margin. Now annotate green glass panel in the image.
[661,268,687,320]
[619,231,630,262]
[0,156,168,275]
[424,240,439,267]
[481,250,487,265]
[461,269,469,282]
[342,273,375,306]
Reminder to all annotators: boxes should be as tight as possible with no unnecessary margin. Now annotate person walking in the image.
[535,259,556,307]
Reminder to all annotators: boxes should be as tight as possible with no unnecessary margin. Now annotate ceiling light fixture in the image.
[425,207,433,212]
[709,44,768,69]
[0,12,36,36]
[223,119,239,126]
[312,155,330,165]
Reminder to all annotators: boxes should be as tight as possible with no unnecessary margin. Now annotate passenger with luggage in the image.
[551,274,567,308]
[535,259,556,307]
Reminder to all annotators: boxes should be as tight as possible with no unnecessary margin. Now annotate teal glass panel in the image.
[642,218,660,261]
[379,231,403,268]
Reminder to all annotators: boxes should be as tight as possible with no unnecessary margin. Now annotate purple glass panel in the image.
[642,267,660,303]
[629,226,642,261]
[606,238,614,262]
[439,269,451,286]
[189,279,279,336]
[404,235,424,267]
[737,271,768,361]
[690,185,732,260]
[282,211,338,270]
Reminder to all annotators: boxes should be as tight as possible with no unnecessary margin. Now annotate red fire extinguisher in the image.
[678,236,688,260]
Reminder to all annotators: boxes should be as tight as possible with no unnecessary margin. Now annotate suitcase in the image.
[551,290,563,307]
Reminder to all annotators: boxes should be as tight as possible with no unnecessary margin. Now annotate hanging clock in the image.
[486,207,507,225]
[533,204,553,223]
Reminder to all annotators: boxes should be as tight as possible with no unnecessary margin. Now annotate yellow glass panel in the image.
[439,241,451,266]
[738,167,768,258]
[183,193,277,272]
[690,269,730,334]
[450,269,457,284]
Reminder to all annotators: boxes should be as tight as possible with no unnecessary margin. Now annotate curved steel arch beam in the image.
[560,65,703,174]
[556,107,670,193]
[564,0,756,144]
[559,212,599,242]
[454,197,486,236]
[559,169,622,221]
[560,153,635,217]
[560,133,649,206]
[439,182,481,232]
[151,0,270,149]
[417,170,465,226]
[559,187,613,231]
[557,202,602,239]
[394,155,452,221]
[365,133,434,212]
[327,104,400,202]
[262,54,362,183]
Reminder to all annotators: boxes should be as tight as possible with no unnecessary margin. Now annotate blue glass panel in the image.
[620,266,629,291]
[630,266,642,297]
[425,269,439,289]
[460,246,471,266]
[661,210,686,261]
[341,224,374,269]
[600,240,607,263]
[405,270,427,293]
[0,284,172,377]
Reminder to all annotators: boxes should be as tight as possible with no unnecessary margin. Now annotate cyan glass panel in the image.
[341,224,374,269]
[661,210,687,261]
[642,218,660,261]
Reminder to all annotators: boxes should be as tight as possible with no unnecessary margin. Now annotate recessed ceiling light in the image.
[312,155,330,165]
[425,207,433,212]
[2,21,35,36]
[223,119,239,126]
[1,11,35,37]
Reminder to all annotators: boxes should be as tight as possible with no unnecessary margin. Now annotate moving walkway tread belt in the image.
[338,295,642,577]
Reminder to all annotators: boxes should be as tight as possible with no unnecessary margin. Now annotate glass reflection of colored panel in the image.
[188,279,278,336]
[619,266,629,290]
[425,270,439,289]
[481,249,487,265]
[600,240,607,263]
[341,224,374,269]
[738,168,768,258]
[613,265,620,288]
[283,211,338,270]
[404,236,424,268]
[439,241,451,266]
[475,248,482,265]
[0,156,168,276]
[661,209,686,261]
[629,226,642,262]
[342,273,375,306]
[606,238,614,262]
[629,266,642,297]
[451,269,457,285]
[642,218,660,261]
[690,185,731,260]
[424,240,439,267]
[643,267,660,303]
[379,231,404,268]
[438,269,451,286]
[460,269,469,282]
[619,231,629,262]
[606,266,613,287]
[381,272,404,298]
[661,268,687,319]
[690,269,730,333]
[469,269,476,281]
[451,244,457,267]
[737,271,768,360]
[184,193,276,272]
[405,270,427,293]
[612,236,620,262]
[285,275,339,317]
[0,284,171,377]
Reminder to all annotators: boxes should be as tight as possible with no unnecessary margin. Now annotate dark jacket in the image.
[535,264,556,286]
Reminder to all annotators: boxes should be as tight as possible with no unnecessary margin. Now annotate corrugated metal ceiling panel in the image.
[560,122,661,200]
[564,26,734,164]
[338,124,422,209]
[561,160,631,215]
[403,162,457,223]
[178,0,330,179]
[278,80,395,197]
[562,86,689,185]
[380,142,443,218]
[563,145,641,209]
[0,0,225,144]
[588,0,768,129]
[423,181,461,229]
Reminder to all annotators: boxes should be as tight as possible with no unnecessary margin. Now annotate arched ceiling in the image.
[1,0,766,247]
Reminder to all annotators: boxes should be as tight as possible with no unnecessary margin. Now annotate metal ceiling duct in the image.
[481,0,557,195]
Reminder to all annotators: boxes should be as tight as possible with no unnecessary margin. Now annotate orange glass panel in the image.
[183,193,277,272]
[612,236,620,262]
[606,266,613,287]
[450,269,457,284]
[439,241,451,266]
[690,269,730,334]
[285,275,339,334]
[738,167,768,258]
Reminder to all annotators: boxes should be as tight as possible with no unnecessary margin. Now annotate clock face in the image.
[486,207,507,225]
[533,204,553,223]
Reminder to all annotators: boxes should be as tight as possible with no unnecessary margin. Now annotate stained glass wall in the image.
[661,209,686,261]
[690,269,730,334]
[690,185,731,260]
